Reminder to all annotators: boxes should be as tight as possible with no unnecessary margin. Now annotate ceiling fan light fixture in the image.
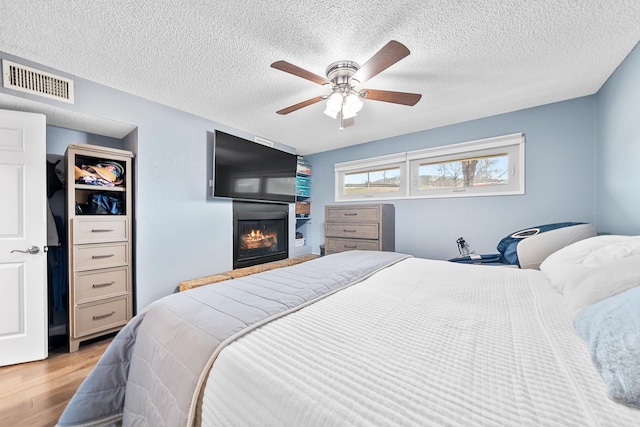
[344,93,364,115]
[323,92,343,118]
[323,105,340,119]
[326,92,342,108]
[341,109,357,120]
[272,40,421,130]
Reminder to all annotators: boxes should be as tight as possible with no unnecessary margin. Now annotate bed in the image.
[57,237,640,426]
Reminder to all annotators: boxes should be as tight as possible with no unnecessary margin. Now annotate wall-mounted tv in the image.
[213,130,297,203]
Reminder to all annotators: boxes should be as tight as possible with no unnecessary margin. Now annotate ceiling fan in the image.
[271,40,422,130]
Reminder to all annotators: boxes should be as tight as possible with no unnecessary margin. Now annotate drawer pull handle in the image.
[343,229,357,233]
[91,229,114,233]
[343,213,358,216]
[92,281,115,288]
[92,311,116,320]
[344,245,358,249]
[92,254,115,259]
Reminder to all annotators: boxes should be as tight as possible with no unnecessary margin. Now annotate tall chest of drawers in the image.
[324,204,395,255]
[66,144,133,352]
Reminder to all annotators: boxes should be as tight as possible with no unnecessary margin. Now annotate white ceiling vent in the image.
[2,59,74,103]
[254,137,274,147]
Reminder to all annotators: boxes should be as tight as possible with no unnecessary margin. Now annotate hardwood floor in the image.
[0,337,111,427]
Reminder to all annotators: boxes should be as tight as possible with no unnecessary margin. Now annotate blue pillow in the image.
[574,285,640,408]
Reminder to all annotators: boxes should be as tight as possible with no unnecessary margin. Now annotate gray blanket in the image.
[57,250,410,427]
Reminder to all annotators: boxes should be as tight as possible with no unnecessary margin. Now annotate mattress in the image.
[200,258,639,426]
[56,250,410,427]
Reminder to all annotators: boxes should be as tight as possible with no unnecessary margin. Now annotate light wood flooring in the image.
[0,337,111,427]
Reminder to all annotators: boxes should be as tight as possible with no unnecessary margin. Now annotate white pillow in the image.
[565,255,640,318]
[540,235,640,294]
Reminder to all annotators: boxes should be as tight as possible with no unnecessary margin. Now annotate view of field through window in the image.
[344,166,401,194]
[417,154,508,190]
[335,134,523,201]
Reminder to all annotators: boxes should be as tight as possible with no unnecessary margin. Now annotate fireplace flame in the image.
[249,229,263,239]
[241,228,278,250]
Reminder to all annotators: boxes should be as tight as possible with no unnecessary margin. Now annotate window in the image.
[335,133,524,201]
[335,153,406,201]
[408,134,523,197]
[416,154,508,190]
[344,166,402,195]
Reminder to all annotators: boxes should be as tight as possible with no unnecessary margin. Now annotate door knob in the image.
[11,246,40,254]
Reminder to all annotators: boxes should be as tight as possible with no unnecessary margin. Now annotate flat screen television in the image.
[213,130,297,203]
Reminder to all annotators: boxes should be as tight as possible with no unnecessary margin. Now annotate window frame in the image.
[334,153,407,201]
[334,133,524,202]
[408,134,524,198]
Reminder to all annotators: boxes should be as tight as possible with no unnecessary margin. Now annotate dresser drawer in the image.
[326,206,380,223]
[73,217,128,244]
[326,223,379,239]
[75,297,129,338]
[325,237,380,254]
[74,267,129,304]
[74,242,128,271]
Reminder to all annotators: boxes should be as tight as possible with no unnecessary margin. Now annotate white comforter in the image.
[201,258,639,426]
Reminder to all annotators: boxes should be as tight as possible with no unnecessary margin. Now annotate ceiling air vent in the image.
[2,59,74,103]
[254,137,274,147]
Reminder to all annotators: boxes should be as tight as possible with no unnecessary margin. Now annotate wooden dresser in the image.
[66,144,133,352]
[324,204,395,255]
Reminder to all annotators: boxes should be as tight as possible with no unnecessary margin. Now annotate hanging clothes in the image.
[47,215,67,312]
[47,202,59,246]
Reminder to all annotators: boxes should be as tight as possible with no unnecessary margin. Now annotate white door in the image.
[0,109,47,366]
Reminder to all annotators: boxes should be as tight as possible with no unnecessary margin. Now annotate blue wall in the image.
[1,51,295,311]
[47,126,125,153]
[2,40,638,310]
[595,42,640,235]
[306,97,597,259]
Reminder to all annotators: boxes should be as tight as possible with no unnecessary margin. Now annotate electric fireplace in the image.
[233,201,288,269]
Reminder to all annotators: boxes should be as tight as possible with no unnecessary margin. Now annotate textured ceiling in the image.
[1,1,639,155]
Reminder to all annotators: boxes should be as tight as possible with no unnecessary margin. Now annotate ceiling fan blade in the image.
[351,40,410,84]
[276,96,325,115]
[361,89,422,106]
[271,61,331,86]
